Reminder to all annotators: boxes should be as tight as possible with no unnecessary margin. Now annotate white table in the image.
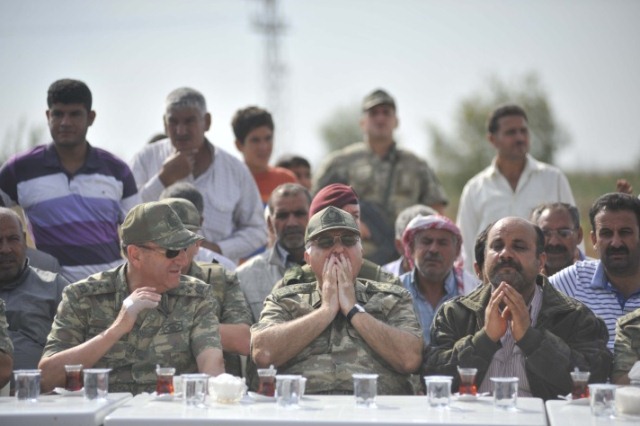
[105,394,547,426]
[546,400,640,425]
[0,392,132,426]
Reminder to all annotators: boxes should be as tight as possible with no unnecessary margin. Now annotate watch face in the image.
[356,304,365,313]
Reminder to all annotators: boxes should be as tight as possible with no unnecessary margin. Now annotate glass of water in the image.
[424,376,453,408]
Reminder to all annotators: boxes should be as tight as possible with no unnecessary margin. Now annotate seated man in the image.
[39,202,225,394]
[0,208,69,373]
[550,193,640,350]
[424,217,611,401]
[399,214,478,344]
[161,197,252,377]
[612,307,640,384]
[530,202,588,276]
[251,206,423,395]
[0,300,13,390]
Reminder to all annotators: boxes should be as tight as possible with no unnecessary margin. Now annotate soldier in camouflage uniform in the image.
[161,197,252,377]
[313,89,448,264]
[613,308,640,384]
[0,299,14,390]
[273,183,400,292]
[39,202,224,394]
[251,206,423,395]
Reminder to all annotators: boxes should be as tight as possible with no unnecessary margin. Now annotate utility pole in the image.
[252,0,289,157]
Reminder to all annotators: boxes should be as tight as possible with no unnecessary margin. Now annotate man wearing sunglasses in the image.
[530,202,587,276]
[39,202,225,394]
[251,206,423,395]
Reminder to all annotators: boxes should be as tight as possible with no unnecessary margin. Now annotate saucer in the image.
[557,394,589,405]
[54,387,84,396]
[454,392,488,401]
[247,391,276,402]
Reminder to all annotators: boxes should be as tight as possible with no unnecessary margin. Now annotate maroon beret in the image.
[309,184,359,217]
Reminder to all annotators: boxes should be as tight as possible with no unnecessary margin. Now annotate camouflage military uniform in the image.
[613,308,640,380]
[0,299,13,356]
[251,279,422,395]
[313,142,447,225]
[273,261,401,292]
[42,265,222,394]
[188,262,252,377]
[313,142,447,264]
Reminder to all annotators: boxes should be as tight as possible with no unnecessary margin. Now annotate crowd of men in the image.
[0,78,638,398]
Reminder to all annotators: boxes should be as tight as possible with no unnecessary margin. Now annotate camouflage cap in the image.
[305,206,360,243]
[160,198,201,231]
[362,88,396,111]
[120,201,203,250]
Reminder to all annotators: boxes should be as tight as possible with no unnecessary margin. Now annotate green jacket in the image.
[424,275,612,401]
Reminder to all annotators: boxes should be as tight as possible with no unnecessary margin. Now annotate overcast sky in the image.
[1,0,639,173]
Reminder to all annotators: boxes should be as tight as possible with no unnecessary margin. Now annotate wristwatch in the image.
[346,303,366,324]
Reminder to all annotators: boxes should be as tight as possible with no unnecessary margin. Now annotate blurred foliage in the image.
[318,102,362,153]
[429,72,570,194]
[1,116,46,164]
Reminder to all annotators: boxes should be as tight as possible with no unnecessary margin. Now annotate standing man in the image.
[251,206,423,394]
[0,208,69,372]
[0,79,140,282]
[236,183,311,322]
[39,202,225,394]
[232,106,296,204]
[399,215,478,344]
[424,217,611,400]
[314,89,448,265]
[130,87,266,263]
[457,104,575,275]
[530,202,587,276]
[550,193,640,350]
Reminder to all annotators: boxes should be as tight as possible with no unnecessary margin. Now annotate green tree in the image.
[1,116,46,164]
[429,72,570,194]
[318,103,362,153]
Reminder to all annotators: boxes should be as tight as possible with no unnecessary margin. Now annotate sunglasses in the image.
[137,245,186,259]
[311,234,360,249]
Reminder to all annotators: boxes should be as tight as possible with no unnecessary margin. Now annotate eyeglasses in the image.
[311,234,360,249]
[136,245,186,259]
[542,228,576,239]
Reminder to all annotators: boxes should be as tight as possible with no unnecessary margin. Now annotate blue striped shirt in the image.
[549,260,640,350]
[0,143,140,282]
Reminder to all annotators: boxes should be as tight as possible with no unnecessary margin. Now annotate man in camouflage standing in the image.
[251,206,423,394]
[313,89,448,264]
[39,202,224,394]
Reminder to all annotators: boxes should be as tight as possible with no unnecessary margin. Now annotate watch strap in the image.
[346,304,365,324]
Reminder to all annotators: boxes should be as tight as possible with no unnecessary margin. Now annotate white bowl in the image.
[209,374,246,404]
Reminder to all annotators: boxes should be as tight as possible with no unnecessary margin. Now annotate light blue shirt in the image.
[399,269,460,344]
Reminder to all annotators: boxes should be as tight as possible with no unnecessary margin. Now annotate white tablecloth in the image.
[105,394,547,426]
[0,392,132,426]
[546,400,640,425]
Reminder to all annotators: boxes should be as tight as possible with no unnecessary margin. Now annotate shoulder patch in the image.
[67,271,118,297]
[271,282,317,299]
[168,276,212,298]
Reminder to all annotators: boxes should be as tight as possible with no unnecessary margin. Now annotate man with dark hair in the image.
[275,154,312,190]
[550,192,640,350]
[424,217,611,401]
[314,89,448,265]
[237,183,311,322]
[457,104,575,276]
[252,206,423,394]
[39,202,225,394]
[232,106,296,204]
[0,207,69,376]
[131,88,267,263]
[0,79,140,282]
[530,202,586,276]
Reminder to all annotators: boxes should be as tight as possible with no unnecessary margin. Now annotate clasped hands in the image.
[320,254,357,318]
[484,282,531,342]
